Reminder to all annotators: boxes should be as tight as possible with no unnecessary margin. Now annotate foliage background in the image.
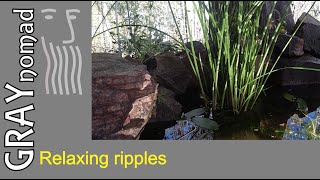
[92,1,320,54]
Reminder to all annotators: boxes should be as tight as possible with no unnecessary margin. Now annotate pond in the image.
[139,84,320,140]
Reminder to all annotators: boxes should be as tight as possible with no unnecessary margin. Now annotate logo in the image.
[41,9,83,95]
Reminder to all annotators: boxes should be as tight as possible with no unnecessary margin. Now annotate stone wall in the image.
[92,53,158,139]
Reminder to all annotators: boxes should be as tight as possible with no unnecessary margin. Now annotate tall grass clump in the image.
[170,1,316,114]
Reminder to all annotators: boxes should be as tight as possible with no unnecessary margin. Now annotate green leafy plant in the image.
[116,27,177,62]
[282,92,309,114]
[92,1,178,62]
[181,107,219,131]
[170,1,317,115]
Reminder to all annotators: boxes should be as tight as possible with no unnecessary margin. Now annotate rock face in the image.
[260,1,295,34]
[150,52,194,95]
[294,12,320,30]
[184,41,208,63]
[275,34,304,57]
[92,53,158,140]
[149,87,182,123]
[124,55,141,65]
[294,12,320,58]
[182,41,209,70]
[274,1,295,34]
[276,55,320,86]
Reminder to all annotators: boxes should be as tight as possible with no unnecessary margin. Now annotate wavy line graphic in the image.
[62,46,70,95]
[56,46,63,95]
[70,46,77,94]
[49,42,58,95]
[75,46,82,95]
[41,37,51,94]
[42,37,82,95]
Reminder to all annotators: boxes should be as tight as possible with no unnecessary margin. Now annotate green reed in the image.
[170,1,316,114]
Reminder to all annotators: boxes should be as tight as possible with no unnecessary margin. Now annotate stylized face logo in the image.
[41,9,80,44]
[41,9,82,96]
